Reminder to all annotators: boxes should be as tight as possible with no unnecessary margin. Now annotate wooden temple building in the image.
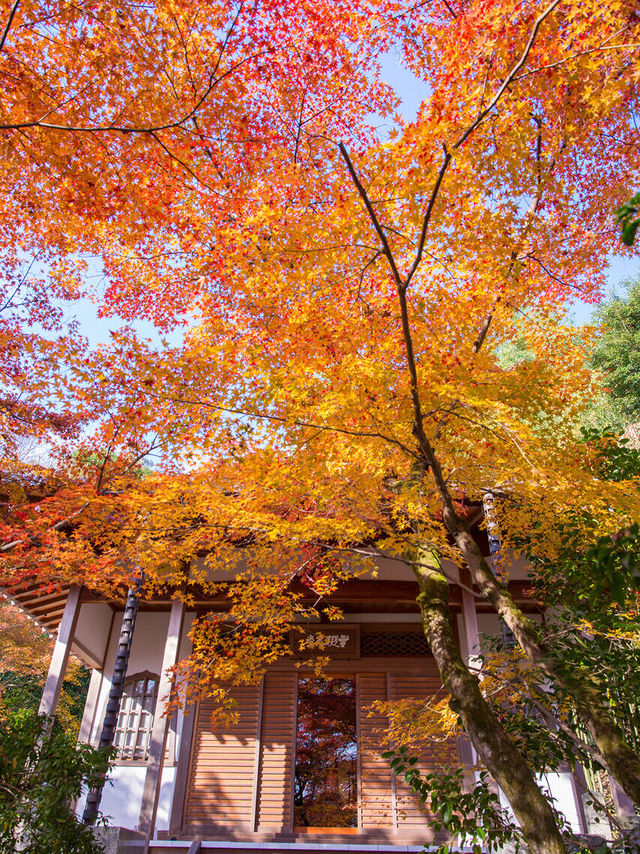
[5,537,611,854]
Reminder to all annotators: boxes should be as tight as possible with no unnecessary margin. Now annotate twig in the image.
[0,47,267,135]
[472,137,564,353]
[512,40,640,83]
[1,503,90,554]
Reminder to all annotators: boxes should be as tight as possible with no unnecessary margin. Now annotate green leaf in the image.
[622,221,638,245]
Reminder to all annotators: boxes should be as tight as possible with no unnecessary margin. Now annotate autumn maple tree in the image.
[294,676,358,829]
[1,0,640,851]
[0,0,393,510]
[0,0,398,594]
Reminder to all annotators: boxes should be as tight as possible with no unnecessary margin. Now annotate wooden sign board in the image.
[290,624,360,658]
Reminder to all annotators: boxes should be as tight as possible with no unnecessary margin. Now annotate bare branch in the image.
[454,0,562,150]
[338,143,403,285]
[0,0,19,54]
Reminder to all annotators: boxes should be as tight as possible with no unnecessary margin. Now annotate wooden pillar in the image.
[250,676,265,831]
[38,585,82,717]
[138,598,186,845]
[459,569,480,772]
[386,671,398,833]
[459,568,481,670]
[77,608,115,746]
[168,700,196,836]
[168,613,195,837]
[77,668,103,744]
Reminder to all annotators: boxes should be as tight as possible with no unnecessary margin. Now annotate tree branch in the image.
[120,384,422,460]
[472,137,565,353]
[0,0,19,54]
[1,503,90,554]
[338,143,403,285]
[405,147,452,287]
[0,48,267,136]
[454,0,563,150]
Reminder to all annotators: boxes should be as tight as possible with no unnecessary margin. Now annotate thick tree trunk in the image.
[412,545,567,854]
[380,174,640,805]
[433,477,640,807]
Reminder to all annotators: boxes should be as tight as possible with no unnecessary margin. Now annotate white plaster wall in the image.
[498,772,582,833]
[372,548,531,584]
[473,611,542,643]
[195,553,247,581]
[196,550,464,584]
[90,611,195,745]
[76,766,175,833]
[104,765,176,832]
[74,602,113,667]
[347,612,422,623]
[541,772,582,831]
[371,554,461,582]
[475,612,501,638]
[497,551,531,581]
[90,611,169,747]
[81,609,195,831]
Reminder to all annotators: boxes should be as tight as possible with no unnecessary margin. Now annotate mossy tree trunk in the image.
[424,448,640,807]
[412,545,567,854]
[343,114,640,817]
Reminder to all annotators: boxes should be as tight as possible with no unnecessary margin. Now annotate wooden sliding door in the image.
[182,654,452,841]
[255,670,297,831]
[183,683,261,832]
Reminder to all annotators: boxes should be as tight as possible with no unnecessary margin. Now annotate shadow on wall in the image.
[182,683,266,836]
[76,765,176,831]
[183,760,251,837]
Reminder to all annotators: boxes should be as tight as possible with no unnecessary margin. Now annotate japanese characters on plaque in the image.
[291,624,360,658]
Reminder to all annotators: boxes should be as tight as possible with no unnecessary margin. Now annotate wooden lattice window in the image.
[360,631,430,657]
[113,672,158,761]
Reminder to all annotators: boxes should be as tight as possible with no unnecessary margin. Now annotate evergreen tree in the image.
[592,283,640,424]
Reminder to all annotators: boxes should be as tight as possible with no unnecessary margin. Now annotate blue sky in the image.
[569,255,639,324]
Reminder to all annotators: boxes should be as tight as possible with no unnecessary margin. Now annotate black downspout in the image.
[82,574,143,824]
